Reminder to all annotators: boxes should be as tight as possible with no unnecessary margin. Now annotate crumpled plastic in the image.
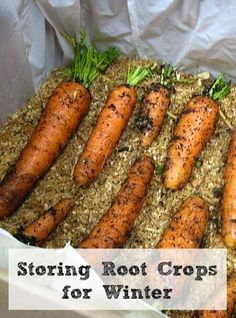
[1,0,236,122]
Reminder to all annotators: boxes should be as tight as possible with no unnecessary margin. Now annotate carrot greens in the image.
[61,28,119,87]
[208,73,231,101]
[160,64,174,87]
[207,73,232,130]
[126,64,157,86]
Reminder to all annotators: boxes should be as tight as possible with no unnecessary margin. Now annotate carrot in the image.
[0,82,89,220]
[197,275,236,318]
[0,30,119,219]
[222,128,236,248]
[136,64,173,148]
[79,157,155,248]
[155,197,209,309]
[156,196,209,248]
[73,64,157,186]
[15,199,73,246]
[164,73,230,190]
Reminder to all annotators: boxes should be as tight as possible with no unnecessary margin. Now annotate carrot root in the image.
[79,156,155,248]
[74,85,137,186]
[222,128,236,249]
[137,84,170,148]
[164,95,218,190]
[157,196,209,248]
[15,198,74,246]
[0,81,90,219]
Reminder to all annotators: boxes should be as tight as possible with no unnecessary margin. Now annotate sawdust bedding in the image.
[0,58,235,318]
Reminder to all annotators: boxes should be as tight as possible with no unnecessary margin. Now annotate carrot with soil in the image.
[15,198,73,246]
[136,64,173,148]
[155,197,209,309]
[79,157,155,248]
[164,73,230,190]
[222,128,236,249]
[73,64,156,187]
[0,29,119,219]
[197,275,236,318]
[156,196,209,248]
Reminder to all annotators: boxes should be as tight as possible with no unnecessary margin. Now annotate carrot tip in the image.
[14,230,37,246]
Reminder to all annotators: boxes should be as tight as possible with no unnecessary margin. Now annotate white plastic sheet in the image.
[1,0,236,122]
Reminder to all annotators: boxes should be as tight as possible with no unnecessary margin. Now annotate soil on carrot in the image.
[0,58,235,318]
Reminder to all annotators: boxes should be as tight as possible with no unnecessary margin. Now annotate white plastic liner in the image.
[1,0,236,121]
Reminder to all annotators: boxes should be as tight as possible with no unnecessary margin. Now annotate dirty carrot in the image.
[197,275,236,318]
[73,64,156,186]
[222,128,236,249]
[15,198,73,246]
[136,64,173,148]
[164,73,230,190]
[156,196,209,248]
[0,29,119,219]
[79,157,155,248]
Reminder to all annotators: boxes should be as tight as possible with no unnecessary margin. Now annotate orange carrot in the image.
[164,95,218,190]
[74,65,156,186]
[137,84,170,148]
[15,198,73,246]
[74,85,136,186]
[79,157,155,248]
[0,82,89,220]
[222,128,236,248]
[0,30,119,219]
[155,197,209,309]
[197,275,236,318]
[157,196,209,248]
[137,65,173,148]
[164,74,230,190]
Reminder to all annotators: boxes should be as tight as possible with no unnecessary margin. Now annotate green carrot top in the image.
[160,64,195,87]
[160,64,174,88]
[61,28,120,87]
[207,73,231,100]
[126,64,157,86]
